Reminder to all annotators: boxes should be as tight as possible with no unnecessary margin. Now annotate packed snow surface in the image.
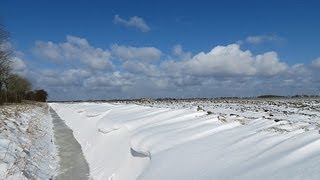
[50,98,320,180]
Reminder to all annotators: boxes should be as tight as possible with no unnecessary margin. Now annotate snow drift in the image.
[50,100,320,180]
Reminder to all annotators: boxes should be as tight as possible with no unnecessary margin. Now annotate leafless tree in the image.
[0,23,12,103]
[0,22,48,104]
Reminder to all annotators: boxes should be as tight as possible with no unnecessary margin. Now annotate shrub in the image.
[197,106,203,111]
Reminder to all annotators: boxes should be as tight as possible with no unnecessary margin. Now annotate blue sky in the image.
[1,0,320,100]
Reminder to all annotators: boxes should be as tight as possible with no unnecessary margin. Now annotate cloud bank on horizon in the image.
[12,32,320,100]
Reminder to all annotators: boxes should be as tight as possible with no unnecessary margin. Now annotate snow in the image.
[50,103,149,180]
[50,98,320,180]
[50,107,90,179]
[0,103,58,179]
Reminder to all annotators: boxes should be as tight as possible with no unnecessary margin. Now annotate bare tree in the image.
[0,23,12,103]
[0,22,48,104]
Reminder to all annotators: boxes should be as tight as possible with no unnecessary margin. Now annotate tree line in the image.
[0,23,48,104]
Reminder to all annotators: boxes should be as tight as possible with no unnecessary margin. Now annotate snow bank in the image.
[0,103,57,179]
[50,103,149,180]
[50,100,320,180]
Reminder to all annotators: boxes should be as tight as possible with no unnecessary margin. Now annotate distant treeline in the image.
[0,23,48,104]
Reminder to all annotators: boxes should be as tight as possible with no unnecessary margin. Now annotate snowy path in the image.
[50,108,90,179]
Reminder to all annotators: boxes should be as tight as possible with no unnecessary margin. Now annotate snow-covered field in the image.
[0,103,57,179]
[50,98,320,180]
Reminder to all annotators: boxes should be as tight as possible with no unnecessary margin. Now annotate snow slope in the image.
[0,103,57,179]
[50,99,320,180]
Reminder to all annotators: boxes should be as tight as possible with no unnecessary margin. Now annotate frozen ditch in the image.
[50,108,90,179]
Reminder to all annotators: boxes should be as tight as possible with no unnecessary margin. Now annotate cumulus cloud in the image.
[113,15,150,32]
[33,68,90,87]
[255,52,288,76]
[311,57,320,68]
[171,44,192,61]
[11,57,26,71]
[111,45,161,62]
[185,44,256,76]
[173,75,203,87]
[288,64,310,76]
[164,44,288,77]
[25,36,320,100]
[33,35,113,70]
[33,41,63,62]
[172,44,183,56]
[64,69,90,79]
[84,72,133,90]
[122,61,161,77]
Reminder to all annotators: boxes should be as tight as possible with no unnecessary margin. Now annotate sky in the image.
[1,0,320,100]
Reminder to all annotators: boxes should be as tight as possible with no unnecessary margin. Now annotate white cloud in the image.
[255,52,288,76]
[84,72,133,90]
[288,64,310,76]
[11,57,26,71]
[245,35,283,45]
[122,61,160,77]
[66,35,90,47]
[173,75,203,87]
[33,68,90,87]
[172,44,183,56]
[171,44,192,61]
[246,35,278,44]
[33,41,63,62]
[311,57,320,68]
[185,44,256,76]
[163,44,288,77]
[63,69,90,78]
[111,45,161,62]
[33,35,113,70]
[26,37,320,100]
[113,15,150,32]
